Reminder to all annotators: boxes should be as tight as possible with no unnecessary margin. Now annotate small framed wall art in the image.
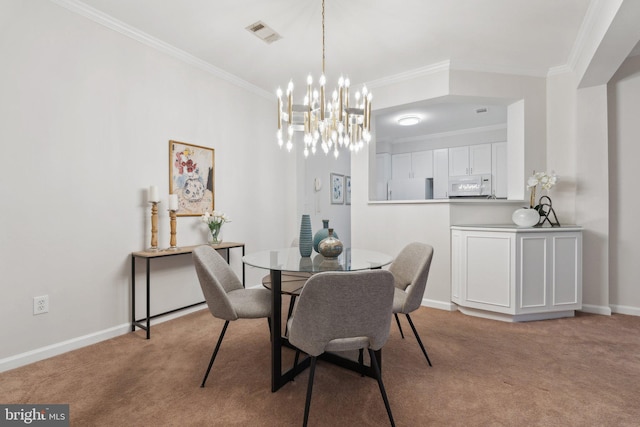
[345,176,351,205]
[330,173,344,204]
[169,140,215,216]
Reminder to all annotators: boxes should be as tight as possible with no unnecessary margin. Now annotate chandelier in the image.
[276,0,372,158]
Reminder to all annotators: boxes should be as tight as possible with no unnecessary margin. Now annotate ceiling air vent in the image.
[246,21,282,44]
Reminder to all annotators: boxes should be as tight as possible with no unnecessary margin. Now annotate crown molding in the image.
[49,0,273,100]
[547,64,574,77]
[365,57,561,92]
[564,0,603,74]
[449,59,548,78]
[365,60,451,89]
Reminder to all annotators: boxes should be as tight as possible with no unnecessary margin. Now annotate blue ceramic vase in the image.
[313,219,339,253]
[299,214,313,257]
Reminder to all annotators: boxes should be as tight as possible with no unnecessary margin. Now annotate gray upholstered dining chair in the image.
[192,245,272,387]
[389,242,434,366]
[288,270,396,427]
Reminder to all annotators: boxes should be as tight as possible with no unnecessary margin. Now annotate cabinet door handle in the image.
[470,167,473,174]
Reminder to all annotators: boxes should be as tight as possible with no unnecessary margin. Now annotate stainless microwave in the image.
[448,174,492,197]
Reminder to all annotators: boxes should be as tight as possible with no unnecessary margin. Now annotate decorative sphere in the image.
[512,208,540,227]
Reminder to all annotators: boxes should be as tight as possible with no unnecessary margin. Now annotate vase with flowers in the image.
[527,171,557,210]
[528,170,560,226]
[512,170,557,227]
[201,210,231,245]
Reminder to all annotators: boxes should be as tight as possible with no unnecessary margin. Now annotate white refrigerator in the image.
[387,178,434,200]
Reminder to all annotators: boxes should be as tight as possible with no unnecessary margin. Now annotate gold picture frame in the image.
[169,140,214,216]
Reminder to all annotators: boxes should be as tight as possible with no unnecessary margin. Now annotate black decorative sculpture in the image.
[534,196,560,227]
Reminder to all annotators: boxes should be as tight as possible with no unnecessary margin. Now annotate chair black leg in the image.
[394,313,405,339]
[405,314,432,366]
[284,295,296,337]
[368,348,395,427]
[201,320,229,387]
[267,317,272,338]
[293,350,301,371]
[358,349,365,377]
[303,356,317,427]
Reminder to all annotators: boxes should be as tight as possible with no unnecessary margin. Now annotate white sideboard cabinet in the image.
[451,225,582,322]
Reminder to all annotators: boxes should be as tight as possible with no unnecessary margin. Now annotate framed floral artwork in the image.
[330,173,344,204]
[169,140,214,216]
[345,176,351,205]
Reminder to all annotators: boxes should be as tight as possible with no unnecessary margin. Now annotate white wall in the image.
[547,72,578,225]
[0,1,294,367]
[575,85,610,313]
[353,68,546,310]
[608,55,640,314]
[299,149,351,250]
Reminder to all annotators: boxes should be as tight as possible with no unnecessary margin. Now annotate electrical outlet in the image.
[33,295,49,315]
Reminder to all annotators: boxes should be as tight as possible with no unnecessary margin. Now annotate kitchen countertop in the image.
[368,198,524,205]
[450,224,582,232]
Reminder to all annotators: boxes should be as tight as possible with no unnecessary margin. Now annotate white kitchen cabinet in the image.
[492,142,507,198]
[451,225,582,322]
[391,150,433,180]
[469,144,492,175]
[433,148,449,199]
[391,153,411,180]
[375,153,391,200]
[448,146,469,176]
[449,144,492,176]
[411,150,433,178]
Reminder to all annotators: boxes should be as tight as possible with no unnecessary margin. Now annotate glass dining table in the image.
[243,247,393,392]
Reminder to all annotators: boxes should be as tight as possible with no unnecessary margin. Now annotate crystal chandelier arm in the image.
[276,87,282,130]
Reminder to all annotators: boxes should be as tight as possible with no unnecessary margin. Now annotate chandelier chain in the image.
[322,0,325,74]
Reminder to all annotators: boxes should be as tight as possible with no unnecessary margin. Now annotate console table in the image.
[131,242,245,339]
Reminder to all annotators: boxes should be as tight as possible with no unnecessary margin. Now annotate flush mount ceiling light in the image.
[396,115,421,126]
[276,0,372,158]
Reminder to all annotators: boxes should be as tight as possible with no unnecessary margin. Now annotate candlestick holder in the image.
[166,209,180,251]
[147,201,160,252]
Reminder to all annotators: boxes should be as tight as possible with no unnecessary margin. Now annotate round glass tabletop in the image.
[242,247,393,273]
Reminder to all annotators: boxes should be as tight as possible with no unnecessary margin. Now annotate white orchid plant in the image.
[201,210,231,244]
[527,171,557,209]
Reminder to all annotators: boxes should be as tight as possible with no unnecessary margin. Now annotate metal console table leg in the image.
[131,243,245,340]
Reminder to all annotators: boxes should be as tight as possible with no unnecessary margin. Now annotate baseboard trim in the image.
[0,305,208,373]
[610,304,640,316]
[0,323,130,373]
[421,298,458,312]
[579,304,612,316]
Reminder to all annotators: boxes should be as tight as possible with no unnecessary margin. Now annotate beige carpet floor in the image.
[1,305,639,426]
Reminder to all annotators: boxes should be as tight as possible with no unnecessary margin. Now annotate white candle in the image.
[148,185,159,203]
[168,194,178,211]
